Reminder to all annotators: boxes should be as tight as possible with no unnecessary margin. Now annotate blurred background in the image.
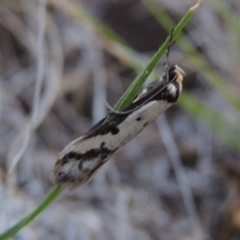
[0,0,240,239]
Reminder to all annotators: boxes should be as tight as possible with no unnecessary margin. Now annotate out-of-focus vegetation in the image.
[0,0,239,240]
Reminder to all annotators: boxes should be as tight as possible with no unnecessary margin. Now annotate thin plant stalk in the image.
[0,1,202,239]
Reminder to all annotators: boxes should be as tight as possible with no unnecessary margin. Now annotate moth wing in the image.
[133,79,165,103]
[59,117,107,159]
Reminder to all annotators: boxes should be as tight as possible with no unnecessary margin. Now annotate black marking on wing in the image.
[53,143,113,188]
[57,159,106,186]
[83,68,181,138]
[109,125,119,135]
[62,146,113,163]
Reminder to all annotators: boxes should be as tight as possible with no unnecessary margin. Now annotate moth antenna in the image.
[105,74,177,115]
[106,30,178,116]
[105,100,126,115]
[105,100,139,115]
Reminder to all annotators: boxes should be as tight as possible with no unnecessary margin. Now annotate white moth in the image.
[52,65,185,189]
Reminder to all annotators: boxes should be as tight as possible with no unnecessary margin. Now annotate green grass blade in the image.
[179,93,240,152]
[50,0,145,70]
[142,0,240,110]
[0,1,202,239]
[208,0,239,31]
[0,187,62,240]
[51,0,201,72]
[105,0,202,122]
[208,0,240,72]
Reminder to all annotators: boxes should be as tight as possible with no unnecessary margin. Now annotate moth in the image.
[52,65,185,189]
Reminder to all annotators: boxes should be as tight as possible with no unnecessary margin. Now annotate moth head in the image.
[160,64,185,103]
[167,65,185,92]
